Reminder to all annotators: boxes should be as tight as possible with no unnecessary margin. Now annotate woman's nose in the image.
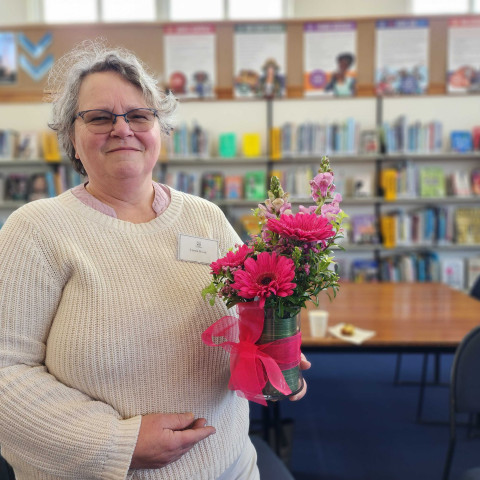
[110,117,134,137]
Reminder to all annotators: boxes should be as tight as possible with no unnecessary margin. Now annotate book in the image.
[441,259,464,290]
[380,168,397,201]
[41,132,62,162]
[218,133,237,158]
[351,214,379,244]
[351,259,379,283]
[351,173,373,197]
[0,173,4,201]
[472,126,480,151]
[201,172,224,200]
[16,131,40,160]
[419,167,446,198]
[242,133,261,157]
[360,129,379,154]
[44,171,57,197]
[471,169,480,195]
[270,127,282,159]
[5,173,29,201]
[448,171,471,197]
[224,175,243,199]
[455,208,480,244]
[0,130,18,160]
[244,170,266,200]
[466,257,480,292]
[380,214,396,248]
[28,173,49,201]
[190,123,209,157]
[450,130,473,153]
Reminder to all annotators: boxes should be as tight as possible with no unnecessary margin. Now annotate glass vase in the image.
[257,308,303,401]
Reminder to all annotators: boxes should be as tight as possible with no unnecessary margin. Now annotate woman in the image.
[0,42,309,479]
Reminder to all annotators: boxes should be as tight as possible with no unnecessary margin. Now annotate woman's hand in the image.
[289,352,311,402]
[130,412,216,469]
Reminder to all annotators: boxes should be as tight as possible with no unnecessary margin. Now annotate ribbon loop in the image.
[202,303,302,406]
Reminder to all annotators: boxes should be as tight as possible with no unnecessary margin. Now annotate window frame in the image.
[39,0,290,23]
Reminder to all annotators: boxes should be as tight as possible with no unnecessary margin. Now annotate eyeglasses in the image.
[74,108,158,134]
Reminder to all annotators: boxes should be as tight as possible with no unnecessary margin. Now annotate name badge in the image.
[177,234,219,265]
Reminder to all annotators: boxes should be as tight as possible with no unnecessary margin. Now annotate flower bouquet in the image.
[201,156,346,405]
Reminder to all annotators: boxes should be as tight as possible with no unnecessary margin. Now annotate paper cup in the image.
[308,310,329,337]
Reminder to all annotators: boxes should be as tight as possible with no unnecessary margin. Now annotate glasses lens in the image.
[125,109,157,132]
[82,110,114,133]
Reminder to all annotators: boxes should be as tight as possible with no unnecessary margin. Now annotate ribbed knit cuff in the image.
[102,415,142,480]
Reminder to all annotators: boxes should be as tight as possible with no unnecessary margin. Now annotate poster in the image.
[447,18,480,93]
[163,24,216,98]
[0,32,17,84]
[304,21,357,97]
[375,19,429,95]
[234,24,286,98]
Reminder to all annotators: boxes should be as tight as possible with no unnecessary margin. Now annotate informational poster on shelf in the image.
[163,24,216,98]
[0,32,17,84]
[234,24,286,98]
[303,21,357,97]
[375,19,429,95]
[447,17,480,93]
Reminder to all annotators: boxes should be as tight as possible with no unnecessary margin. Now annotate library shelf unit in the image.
[2,93,480,286]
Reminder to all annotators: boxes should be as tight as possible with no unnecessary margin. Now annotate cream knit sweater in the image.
[0,188,250,480]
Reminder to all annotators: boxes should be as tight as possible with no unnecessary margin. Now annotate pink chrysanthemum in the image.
[211,244,254,275]
[231,252,296,307]
[267,213,335,242]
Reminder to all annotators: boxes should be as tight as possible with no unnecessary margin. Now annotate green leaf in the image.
[201,283,218,305]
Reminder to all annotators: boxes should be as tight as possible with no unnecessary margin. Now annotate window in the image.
[43,0,97,23]
[170,0,223,21]
[169,0,284,21]
[41,0,286,23]
[411,0,469,14]
[102,0,156,22]
[228,0,283,19]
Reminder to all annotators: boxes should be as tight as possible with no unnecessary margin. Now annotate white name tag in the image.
[177,234,219,265]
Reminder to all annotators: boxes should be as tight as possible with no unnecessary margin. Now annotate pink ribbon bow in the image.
[202,302,302,406]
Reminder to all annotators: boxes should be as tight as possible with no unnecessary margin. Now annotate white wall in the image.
[291,0,411,18]
[0,0,34,25]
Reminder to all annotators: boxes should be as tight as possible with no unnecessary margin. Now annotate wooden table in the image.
[265,283,480,442]
[300,282,480,353]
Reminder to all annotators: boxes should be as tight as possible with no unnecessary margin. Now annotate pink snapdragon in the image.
[310,172,334,201]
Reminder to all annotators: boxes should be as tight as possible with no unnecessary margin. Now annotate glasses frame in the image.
[73,107,159,133]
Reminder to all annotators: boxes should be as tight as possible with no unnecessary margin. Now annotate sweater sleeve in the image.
[0,211,141,479]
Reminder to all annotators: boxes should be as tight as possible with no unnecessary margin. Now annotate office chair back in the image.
[453,326,480,413]
[470,275,480,301]
[443,325,480,480]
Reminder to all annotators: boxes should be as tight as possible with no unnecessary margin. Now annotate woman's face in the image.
[71,71,161,185]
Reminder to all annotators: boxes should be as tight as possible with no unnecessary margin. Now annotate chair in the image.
[442,325,480,480]
[470,275,480,302]
[250,435,295,480]
[461,468,480,480]
[396,279,480,423]
[0,452,15,480]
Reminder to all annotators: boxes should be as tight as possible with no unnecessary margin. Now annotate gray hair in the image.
[46,40,177,176]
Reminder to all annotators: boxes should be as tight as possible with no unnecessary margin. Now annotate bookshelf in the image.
[2,94,480,291]
[1,14,480,289]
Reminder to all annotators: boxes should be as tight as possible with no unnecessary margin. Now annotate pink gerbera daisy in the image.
[267,212,335,242]
[231,252,296,307]
[211,244,254,275]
